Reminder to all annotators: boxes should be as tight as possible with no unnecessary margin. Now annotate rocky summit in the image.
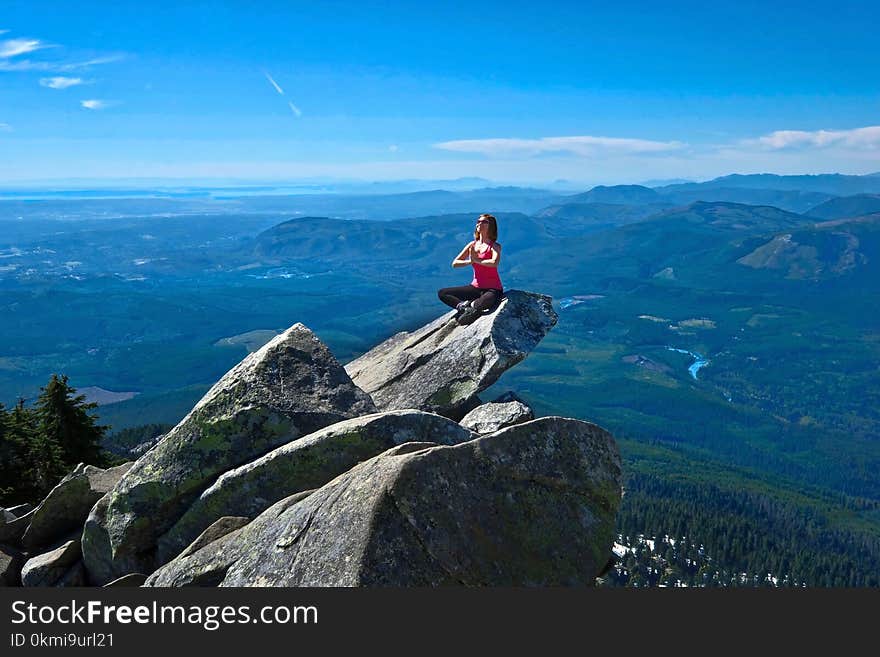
[81,323,376,584]
[345,289,558,419]
[2,290,622,588]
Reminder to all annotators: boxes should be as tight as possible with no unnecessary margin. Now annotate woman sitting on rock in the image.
[438,213,503,326]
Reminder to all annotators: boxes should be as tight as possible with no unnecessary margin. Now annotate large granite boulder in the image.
[22,462,133,550]
[82,323,377,585]
[156,410,475,564]
[21,539,82,587]
[148,417,621,587]
[345,290,557,419]
[459,400,534,434]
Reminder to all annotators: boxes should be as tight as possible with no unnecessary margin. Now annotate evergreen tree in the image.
[5,398,65,503]
[35,374,109,469]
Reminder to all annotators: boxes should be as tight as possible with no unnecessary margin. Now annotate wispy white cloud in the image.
[80,99,110,110]
[389,144,399,152]
[0,122,11,132]
[434,135,685,158]
[747,126,880,151]
[0,38,50,58]
[264,71,284,95]
[287,101,302,117]
[0,53,123,72]
[58,54,124,71]
[39,76,84,89]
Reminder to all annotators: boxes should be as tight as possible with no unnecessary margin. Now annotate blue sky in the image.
[1,0,879,185]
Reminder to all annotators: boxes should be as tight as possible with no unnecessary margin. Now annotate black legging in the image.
[438,285,503,313]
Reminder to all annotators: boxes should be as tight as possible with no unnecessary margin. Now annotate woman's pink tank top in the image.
[471,240,503,290]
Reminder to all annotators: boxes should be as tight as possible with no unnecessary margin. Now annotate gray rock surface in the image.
[176,516,251,561]
[21,539,82,587]
[0,544,25,586]
[145,491,314,587]
[80,494,116,581]
[459,400,534,434]
[103,573,148,587]
[345,290,557,419]
[156,410,475,563]
[82,323,376,584]
[22,462,133,549]
[149,417,621,587]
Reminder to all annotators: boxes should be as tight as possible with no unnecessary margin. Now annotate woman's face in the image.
[476,217,490,238]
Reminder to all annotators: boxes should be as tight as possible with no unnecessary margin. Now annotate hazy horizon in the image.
[4,170,880,198]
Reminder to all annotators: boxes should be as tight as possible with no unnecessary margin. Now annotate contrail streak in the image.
[263,71,284,95]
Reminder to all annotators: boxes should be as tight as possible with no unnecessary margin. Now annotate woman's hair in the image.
[474,213,498,242]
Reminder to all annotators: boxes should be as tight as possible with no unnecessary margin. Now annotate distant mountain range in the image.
[248,200,876,296]
[656,172,880,196]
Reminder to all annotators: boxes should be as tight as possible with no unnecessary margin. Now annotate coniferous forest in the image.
[603,472,880,587]
[0,374,110,505]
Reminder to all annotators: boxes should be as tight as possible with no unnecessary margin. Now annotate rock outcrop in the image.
[156,409,475,564]
[345,290,557,419]
[82,323,377,584]
[6,293,624,589]
[22,462,132,550]
[148,417,621,587]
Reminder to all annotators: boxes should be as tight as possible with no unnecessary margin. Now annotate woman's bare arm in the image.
[451,241,475,268]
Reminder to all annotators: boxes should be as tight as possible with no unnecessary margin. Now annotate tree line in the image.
[0,374,110,506]
[611,471,880,587]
